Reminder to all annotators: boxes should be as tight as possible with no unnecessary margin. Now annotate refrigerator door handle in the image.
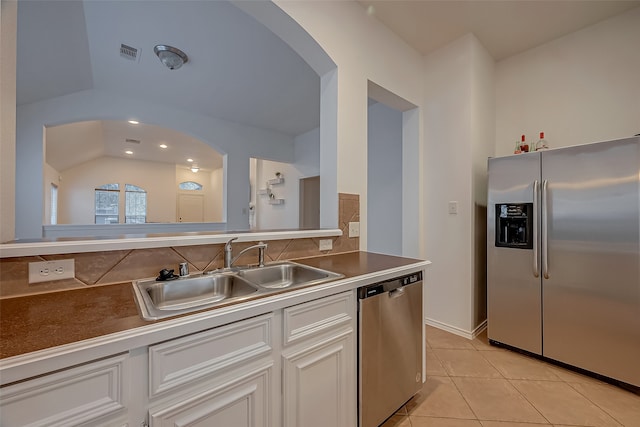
[533,180,540,278]
[542,179,550,279]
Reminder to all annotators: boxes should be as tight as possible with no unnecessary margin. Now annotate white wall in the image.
[470,36,496,329]
[209,167,224,222]
[294,126,320,177]
[495,7,640,156]
[1,0,17,242]
[250,128,320,230]
[59,157,176,224]
[42,162,59,225]
[175,166,223,223]
[56,158,224,225]
[367,101,403,256]
[254,159,302,230]
[423,34,495,336]
[274,0,425,250]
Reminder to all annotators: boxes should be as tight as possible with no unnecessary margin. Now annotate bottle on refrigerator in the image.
[535,132,549,151]
[520,135,529,153]
[514,140,522,154]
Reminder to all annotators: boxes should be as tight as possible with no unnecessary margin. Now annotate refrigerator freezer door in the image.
[487,153,542,354]
[542,137,640,386]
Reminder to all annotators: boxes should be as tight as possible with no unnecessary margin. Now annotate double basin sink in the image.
[133,261,344,320]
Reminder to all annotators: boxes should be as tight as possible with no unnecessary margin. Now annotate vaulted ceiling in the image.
[17,1,321,136]
[17,1,639,171]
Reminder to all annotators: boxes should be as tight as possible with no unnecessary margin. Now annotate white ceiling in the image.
[16,0,320,136]
[46,121,224,173]
[357,0,640,60]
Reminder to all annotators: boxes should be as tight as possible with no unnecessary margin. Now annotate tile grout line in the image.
[564,381,626,427]
[474,340,584,426]
[430,340,483,423]
[503,377,554,426]
[91,248,133,286]
[439,336,557,426]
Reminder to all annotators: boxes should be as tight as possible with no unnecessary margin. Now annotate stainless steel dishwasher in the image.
[358,271,423,427]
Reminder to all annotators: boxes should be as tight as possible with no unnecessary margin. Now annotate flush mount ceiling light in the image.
[154,45,188,70]
[191,165,199,173]
[127,120,139,125]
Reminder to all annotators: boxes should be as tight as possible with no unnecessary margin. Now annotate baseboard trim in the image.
[425,318,487,340]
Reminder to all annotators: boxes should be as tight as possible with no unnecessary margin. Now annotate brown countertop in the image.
[0,251,424,360]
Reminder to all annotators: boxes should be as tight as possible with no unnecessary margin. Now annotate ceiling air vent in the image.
[125,138,141,144]
[120,44,139,61]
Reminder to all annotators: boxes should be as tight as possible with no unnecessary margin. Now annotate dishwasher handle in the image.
[389,287,405,298]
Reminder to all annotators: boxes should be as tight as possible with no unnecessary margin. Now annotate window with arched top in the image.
[125,184,147,223]
[179,181,203,191]
[95,183,120,224]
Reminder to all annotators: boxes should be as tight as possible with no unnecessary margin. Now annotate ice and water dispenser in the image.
[495,203,533,249]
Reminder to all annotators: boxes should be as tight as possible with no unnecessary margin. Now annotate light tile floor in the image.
[382,325,640,427]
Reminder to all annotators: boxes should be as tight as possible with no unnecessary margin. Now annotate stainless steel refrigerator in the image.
[487,136,640,387]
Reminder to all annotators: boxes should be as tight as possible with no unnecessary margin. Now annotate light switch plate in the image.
[448,201,458,215]
[348,221,360,238]
[29,259,75,284]
[319,239,333,251]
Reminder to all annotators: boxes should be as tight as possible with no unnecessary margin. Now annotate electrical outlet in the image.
[448,201,458,215]
[29,259,75,284]
[319,239,333,251]
[348,221,360,238]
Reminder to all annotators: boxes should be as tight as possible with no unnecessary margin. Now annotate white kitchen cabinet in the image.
[149,363,273,427]
[0,353,129,427]
[147,291,356,427]
[281,291,357,427]
[147,314,275,426]
[0,291,360,427]
[148,314,273,398]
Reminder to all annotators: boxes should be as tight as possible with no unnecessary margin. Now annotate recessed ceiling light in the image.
[159,144,168,149]
[125,150,134,155]
[128,120,139,125]
[191,165,199,173]
[187,158,194,162]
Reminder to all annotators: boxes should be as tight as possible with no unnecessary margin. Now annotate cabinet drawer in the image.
[283,291,354,346]
[149,313,273,397]
[0,353,128,427]
[149,363,273,427]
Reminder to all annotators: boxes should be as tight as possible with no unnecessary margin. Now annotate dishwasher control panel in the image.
[358,271,423,298]
[401,273,422,286]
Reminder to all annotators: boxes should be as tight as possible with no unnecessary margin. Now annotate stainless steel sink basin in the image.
[133,273,259,320]
[237,261,343,289]
[133,262,343,320]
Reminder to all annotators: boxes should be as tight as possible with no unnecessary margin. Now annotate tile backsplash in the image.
[0,194,360,298]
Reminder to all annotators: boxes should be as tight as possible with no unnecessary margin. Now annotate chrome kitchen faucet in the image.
[224,237,268,269]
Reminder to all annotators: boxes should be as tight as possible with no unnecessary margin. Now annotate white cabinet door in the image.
[281,291,356,427]
[282,331,354,427]
[148,314,273,398]
[149,363,273,427]
[0,354,129,427]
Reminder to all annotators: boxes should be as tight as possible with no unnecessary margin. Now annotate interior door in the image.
[299,176,320,229]
[177,194,204,223]
[541,137,640,386]
[487,153,542,354]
